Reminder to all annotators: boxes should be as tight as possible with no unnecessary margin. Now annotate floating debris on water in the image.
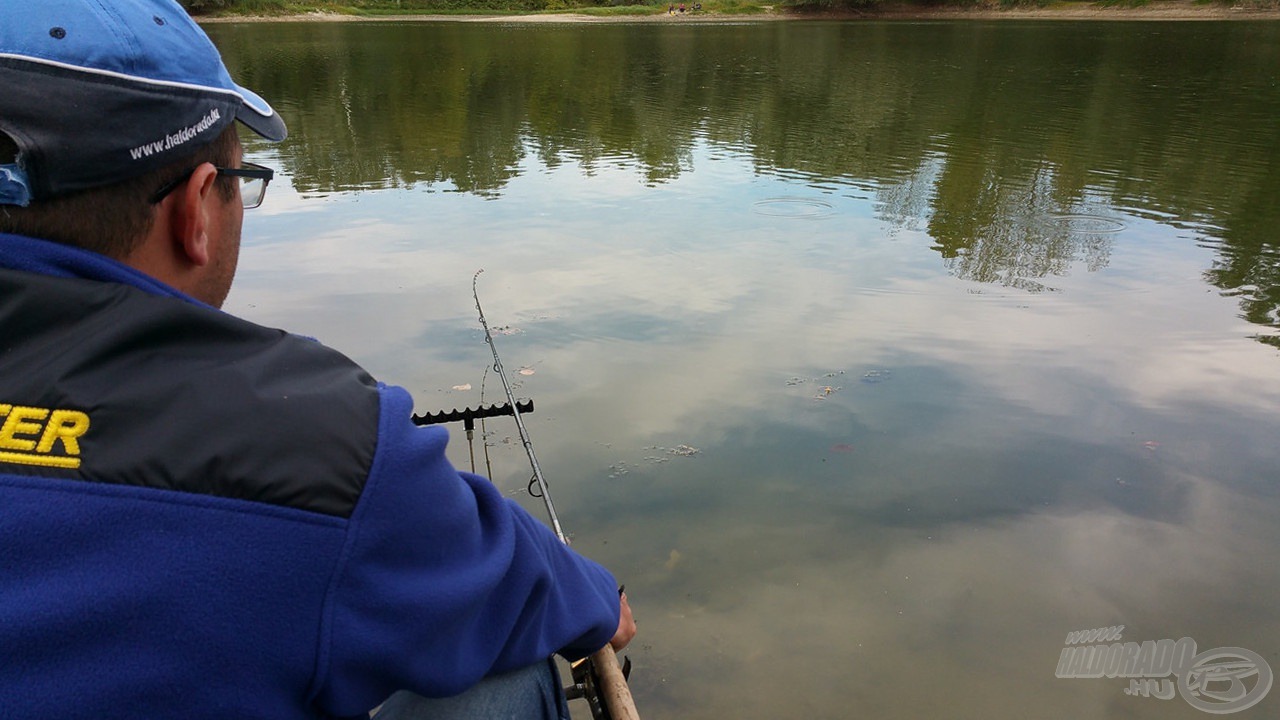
[831,443,855,454]
[1142,440,1161,451]
[491,325,522,336]
[789,371,850,397]
[643,444,701,459]
[788,370,846,386]
[451,383,472,391]
[517,367,536,376]
[665,549,682,571]
[861,370,892,384]
[608,462,631,479]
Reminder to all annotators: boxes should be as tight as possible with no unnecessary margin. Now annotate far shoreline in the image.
[195,1,1280,23]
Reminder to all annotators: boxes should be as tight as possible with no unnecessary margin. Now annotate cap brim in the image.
[235,84,287,142]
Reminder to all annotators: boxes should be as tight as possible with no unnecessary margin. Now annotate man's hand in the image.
[610,590,637,652]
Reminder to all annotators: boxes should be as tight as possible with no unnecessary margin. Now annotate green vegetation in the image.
[181,0,1280,15]
[183,0,294,14]
[1095,0,1149,8]
[180,0,673,14]
[180,0,792,17]
[181,0,1280,16]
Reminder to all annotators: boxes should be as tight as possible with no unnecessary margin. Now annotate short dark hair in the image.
[0,125,240,260]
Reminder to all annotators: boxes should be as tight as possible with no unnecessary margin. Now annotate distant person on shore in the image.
[0,1,635,719]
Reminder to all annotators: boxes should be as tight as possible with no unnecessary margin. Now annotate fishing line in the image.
[473,269,567,543]
[415,271,640,719]
[480,364,495,481]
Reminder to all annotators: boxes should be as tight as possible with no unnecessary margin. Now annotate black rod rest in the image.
[413,400,535,433]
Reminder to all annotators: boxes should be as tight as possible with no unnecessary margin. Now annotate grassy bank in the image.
[181,0,1280,18]
[181,0,770,15]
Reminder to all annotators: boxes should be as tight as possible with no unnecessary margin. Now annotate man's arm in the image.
[612,591,637,652]
[313,384,624,716]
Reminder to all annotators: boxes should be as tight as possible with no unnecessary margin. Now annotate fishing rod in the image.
[472,270,567,543]
[415,270,640,720]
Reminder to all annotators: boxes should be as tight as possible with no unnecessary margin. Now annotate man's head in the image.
[0,0,286,305]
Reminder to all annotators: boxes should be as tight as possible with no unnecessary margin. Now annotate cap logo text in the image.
[129,108,222,161]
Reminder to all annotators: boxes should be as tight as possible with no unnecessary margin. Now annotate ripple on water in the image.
[753,197,835,219]
[1042,213,1127,235]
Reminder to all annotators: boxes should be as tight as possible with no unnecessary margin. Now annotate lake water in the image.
[206,19,1280,719]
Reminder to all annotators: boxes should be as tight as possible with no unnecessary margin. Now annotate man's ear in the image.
[167,163,220,268]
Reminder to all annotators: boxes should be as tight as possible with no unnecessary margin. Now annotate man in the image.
[0,1,635,718]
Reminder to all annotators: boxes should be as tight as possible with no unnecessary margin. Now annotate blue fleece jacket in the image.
[0,233,620,719]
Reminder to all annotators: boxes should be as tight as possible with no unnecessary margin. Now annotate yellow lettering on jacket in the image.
[0,404,90,469]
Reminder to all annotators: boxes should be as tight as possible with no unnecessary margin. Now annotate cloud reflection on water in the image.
[215,19,1280,715]
[225,139,1280,719]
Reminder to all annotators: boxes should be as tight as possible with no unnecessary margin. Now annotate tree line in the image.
[180,0,1066,15]
[207,20,1280,346]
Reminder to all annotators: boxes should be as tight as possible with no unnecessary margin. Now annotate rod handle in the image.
[590,645,640,720]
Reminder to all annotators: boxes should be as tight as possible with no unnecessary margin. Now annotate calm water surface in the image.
[207,20,1280,719]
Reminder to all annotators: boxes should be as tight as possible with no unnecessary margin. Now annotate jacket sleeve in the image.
[314,384,621,713]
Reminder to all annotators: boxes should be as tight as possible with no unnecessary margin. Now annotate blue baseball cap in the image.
[0,0,287,206]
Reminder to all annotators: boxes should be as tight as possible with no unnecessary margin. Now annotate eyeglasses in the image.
[149,162,275,210]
